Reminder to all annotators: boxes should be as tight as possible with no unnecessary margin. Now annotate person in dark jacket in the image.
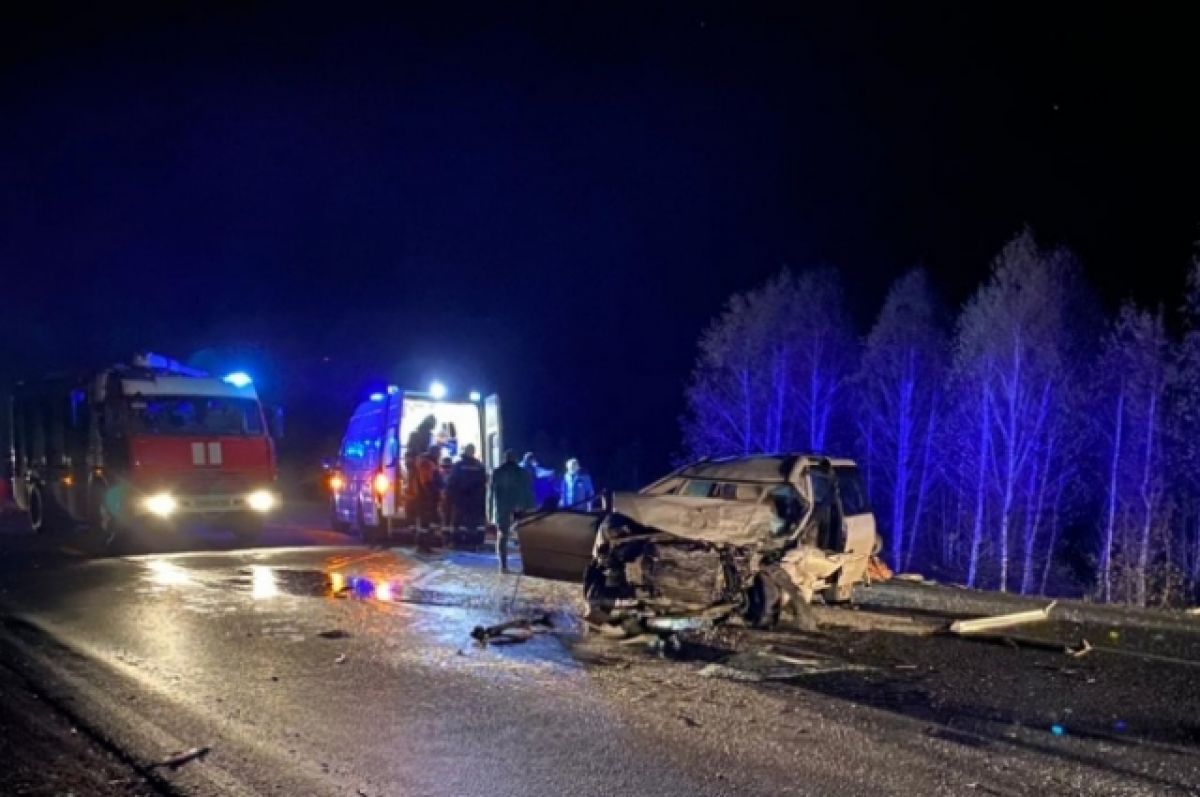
[490,449,535,572]
[446,443,487,541]
[414,444,444,530]
[404,415,437,526]
[438,456,455,527]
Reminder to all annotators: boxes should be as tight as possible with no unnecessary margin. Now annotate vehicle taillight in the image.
[329,473,345,491]
[372,472,390,495]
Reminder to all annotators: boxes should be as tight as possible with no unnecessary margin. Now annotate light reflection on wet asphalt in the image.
[131,547,586,677]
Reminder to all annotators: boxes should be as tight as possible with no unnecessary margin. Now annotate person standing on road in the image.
[405,415,437,527]
[560,458,595,510]
[521,451,555,508]
[415,444,445,532]
[490,449,535,573]
[447,443,487,544]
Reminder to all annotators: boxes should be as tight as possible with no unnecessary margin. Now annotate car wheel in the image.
[745,573,781,629]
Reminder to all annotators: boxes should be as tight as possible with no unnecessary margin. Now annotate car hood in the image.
[613,492,778,548]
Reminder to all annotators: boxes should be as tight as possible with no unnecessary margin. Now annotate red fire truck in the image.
[7,353,281,545]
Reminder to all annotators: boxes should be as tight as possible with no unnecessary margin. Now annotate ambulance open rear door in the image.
[484,394,502,471]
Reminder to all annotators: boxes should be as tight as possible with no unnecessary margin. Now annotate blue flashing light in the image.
[387,385,400,395]
[222,372,253,388]
[469,390,482,402]
[429,381,448,400]
[369,392,385,402]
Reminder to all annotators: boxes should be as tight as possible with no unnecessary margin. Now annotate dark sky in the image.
[3,3,1199,484]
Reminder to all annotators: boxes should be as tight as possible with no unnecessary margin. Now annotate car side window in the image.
[835,466,870,516]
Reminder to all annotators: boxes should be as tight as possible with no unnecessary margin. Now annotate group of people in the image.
[401,414,596,572]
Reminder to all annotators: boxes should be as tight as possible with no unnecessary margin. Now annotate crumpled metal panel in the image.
[613,492,776,547]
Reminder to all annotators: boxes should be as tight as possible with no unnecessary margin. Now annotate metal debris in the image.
[470,613,554,645]
[317,629,351,639]
[1066,639,1093,658]
[334,653,347,664]
[948,601,1057,635]
[152,746,211,771]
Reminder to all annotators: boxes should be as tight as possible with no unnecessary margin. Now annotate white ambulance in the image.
[328,383,500,541]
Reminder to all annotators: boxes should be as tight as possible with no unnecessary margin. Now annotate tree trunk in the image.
[1039,480,1066,595]
[1101,386,1125,603]
[967,387,990,588]
[1135,392,1158,607]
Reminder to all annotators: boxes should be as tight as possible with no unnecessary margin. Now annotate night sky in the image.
[3,3,1199,485]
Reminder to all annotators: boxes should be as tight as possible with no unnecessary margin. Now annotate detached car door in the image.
[515,506,604,582]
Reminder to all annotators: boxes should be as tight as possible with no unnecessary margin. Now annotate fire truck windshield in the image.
[126,396,265,437]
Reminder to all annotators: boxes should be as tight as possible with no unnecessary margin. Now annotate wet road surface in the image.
[1,506,1198,796]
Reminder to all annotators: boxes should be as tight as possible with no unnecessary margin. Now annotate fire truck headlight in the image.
[247,489,277,512]
[143,493,178,517]
[372,472,390,495]
[329,474,345,491]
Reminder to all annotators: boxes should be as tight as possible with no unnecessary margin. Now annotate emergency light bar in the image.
[133,352,209,378]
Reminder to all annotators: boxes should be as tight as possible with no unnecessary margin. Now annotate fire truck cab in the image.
[329,385,500,541]
[7,353,280,545]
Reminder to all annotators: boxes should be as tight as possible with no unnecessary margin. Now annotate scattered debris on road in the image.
[470,614,554,645]
[317,629,351,640]
[697,647,867,682]
[151,746,211,771]
[1066,639,1093,658]
[949,601,1057,635]
[866,555,893,582]
[334,653,347,664]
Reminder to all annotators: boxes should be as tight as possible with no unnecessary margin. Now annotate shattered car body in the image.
[516,455,880,628]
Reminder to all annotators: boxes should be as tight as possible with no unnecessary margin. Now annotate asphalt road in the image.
[1,505,1198,796]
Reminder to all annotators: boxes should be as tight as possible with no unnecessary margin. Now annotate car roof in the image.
[676,454,859,483]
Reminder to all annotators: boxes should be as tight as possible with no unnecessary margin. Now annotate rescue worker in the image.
[404,415,437,527]
[560,457,595,509]
[438,455,455,527]
[415,443,444,532]
[489,449,535,573]
[521,451,555,508]
[446,443,487,545]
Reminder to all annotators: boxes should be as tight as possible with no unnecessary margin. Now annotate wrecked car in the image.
[516,454,880,629]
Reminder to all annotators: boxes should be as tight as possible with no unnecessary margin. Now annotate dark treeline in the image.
[682,229,1200,607]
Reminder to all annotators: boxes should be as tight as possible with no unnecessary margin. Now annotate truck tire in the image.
[357,501,381,545]
[330,499,351,534]
[29,486,68,534]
